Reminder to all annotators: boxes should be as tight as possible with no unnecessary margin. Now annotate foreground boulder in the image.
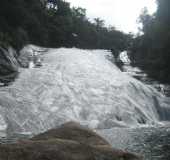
[0,122,141,160]
[0,46,18,84]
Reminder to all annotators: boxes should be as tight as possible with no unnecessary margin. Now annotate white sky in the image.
[66,0,157,33]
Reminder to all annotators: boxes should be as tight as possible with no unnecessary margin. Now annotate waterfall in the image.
[119,51,131,64]
[29,61,35,68]
[0,46,170,136]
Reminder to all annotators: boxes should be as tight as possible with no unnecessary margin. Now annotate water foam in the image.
[0,47,169,135]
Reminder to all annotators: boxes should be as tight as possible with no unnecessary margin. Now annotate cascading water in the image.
[0,46,170,137]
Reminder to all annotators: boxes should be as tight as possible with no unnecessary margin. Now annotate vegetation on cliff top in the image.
[0,0,130,52]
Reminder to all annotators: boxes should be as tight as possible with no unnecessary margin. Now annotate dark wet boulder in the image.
[0,122,142,160]
[0,46,18,84]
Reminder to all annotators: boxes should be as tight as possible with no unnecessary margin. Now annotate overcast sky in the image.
[66,0,157,33]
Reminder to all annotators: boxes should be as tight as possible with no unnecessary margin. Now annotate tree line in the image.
[130,0,170,83]
[0,0,130,53]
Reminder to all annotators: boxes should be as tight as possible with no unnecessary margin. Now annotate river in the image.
[98,51,170,160]
[121,64,170,97]
[0,47,170,160]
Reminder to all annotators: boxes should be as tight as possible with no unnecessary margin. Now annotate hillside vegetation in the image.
[0,0,130,52]
[130,0,170,83]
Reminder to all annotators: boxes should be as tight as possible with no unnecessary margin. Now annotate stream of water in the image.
[98,52,170,160]
[0,47,170,159]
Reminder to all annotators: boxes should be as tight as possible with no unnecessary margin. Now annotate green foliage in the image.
[0,0,130,52]
[130,0,170,83]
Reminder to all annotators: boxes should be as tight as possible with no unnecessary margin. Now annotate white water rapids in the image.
[0,46,170,136]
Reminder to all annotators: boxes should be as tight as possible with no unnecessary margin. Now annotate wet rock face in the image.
[18,46,34,68]
[0,46,18,84]
[0,122,141,160]
[18,45,47,68]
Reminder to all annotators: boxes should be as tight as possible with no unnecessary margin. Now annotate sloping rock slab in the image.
[0,122,142,160]
[0,46,18,84]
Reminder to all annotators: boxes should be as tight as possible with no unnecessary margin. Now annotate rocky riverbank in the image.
[0,45,48,86]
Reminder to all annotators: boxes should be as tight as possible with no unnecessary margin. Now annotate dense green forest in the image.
[130,0,170,83]
[0,0,130,53]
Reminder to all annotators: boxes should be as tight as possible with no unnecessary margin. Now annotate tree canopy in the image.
[130,0,170,83]
[0,0,130,52]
